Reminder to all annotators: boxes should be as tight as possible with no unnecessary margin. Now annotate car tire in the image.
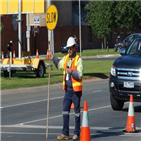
[117,46,122,52]
[110,93,124,110]
[35,61,45,77]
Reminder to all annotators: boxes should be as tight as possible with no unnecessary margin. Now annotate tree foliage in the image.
[115,1,141,31]
[0,22,4,34]
[85,1,141,39]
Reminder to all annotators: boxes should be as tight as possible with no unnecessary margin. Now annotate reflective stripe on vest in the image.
[63,54,82,92]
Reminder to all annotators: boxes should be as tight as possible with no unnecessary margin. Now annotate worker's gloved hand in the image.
[48,50,54,59]
[66,66,72,75]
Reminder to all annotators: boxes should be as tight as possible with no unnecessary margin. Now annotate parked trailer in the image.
[0,57,48,78]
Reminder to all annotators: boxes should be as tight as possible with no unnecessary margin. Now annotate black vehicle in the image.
[109,34,141,110]
[114,33,140,52]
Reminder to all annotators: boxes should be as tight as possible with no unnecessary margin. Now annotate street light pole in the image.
[79,0,82,57]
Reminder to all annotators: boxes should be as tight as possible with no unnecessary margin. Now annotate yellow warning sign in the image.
[46,5,58,31]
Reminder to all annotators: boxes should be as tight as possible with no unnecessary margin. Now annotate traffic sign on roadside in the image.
[46,5,58,31]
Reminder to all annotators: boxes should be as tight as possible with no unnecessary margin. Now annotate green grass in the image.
[41,49,119,58]
[1,59,114,90]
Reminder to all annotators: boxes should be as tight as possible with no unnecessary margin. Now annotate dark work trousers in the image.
[62,89,81,136]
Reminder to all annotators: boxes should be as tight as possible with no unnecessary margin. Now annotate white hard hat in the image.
[66,37,76,47]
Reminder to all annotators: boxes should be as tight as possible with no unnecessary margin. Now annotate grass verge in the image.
[1,60,114,90]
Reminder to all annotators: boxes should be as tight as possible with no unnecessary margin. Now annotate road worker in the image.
[49,36,84,141]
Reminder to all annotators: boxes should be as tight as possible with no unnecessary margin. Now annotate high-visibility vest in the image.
[63,54,82,92]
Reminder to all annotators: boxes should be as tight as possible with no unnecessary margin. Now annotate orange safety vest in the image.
[63,54,82,92]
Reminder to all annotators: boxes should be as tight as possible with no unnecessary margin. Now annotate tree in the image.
[85,1,116,39]
[0,22,4,34]
[85,1,141,38]
[115,1,141,32]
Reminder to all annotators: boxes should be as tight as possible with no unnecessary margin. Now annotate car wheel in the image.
[110,93,124,110]
[117,46,122,52]
[35,61,45,77]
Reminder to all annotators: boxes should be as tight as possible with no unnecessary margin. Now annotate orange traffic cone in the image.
[46,49,49,60]
[80,101,91,141]
[1,51,4,62]
[36,49,39,58]
[123,95,139,133]
[13,50,16,59]
[70,103,74,109]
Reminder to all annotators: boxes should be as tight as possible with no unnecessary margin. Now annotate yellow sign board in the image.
[34,0,45,13]
[46,5,58,31]
[8,0,18,14]
[0,0,7,14]
[0,0,45,15]
[22,0,34,13]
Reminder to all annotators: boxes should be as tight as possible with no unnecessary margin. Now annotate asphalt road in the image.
[1,79,141,141]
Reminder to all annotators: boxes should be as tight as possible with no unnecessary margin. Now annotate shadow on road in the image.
[84,73,109,79]
[91,130,124,139]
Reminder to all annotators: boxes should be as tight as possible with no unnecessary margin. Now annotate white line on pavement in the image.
[0,130,140,137]
[1,89,102,109]
[17,105,111,125]
[92,90,102,93]
[1,96,64,109]
[1,124,141,131]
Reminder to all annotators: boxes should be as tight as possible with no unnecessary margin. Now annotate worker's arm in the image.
[52,56,65,71]
[49,50,65,70]
[52,56,60,69]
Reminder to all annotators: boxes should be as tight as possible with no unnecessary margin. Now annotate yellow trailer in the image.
[0,57,47,78]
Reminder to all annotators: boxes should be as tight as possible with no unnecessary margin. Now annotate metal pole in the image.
[26,14,30,52]
[47,0,51,51]
[79,0,82,57]
[46,0,51,139]
[9,51,12,80]
[18,0,22,58]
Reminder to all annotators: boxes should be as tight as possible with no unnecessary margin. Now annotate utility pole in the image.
[26,14,30,52]
[79,0,82,57]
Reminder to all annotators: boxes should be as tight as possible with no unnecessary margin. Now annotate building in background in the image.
[1,1,136,56]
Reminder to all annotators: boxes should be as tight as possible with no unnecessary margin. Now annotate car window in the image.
[127,38,141,55]
[124,35,134,42]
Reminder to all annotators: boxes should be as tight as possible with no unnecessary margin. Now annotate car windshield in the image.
[127,37,141,55]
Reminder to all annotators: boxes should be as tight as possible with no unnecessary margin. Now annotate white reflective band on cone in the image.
[82,111,89,127]
[128,102,134,116]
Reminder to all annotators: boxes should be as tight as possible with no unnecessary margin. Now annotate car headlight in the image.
[111,65,116,76]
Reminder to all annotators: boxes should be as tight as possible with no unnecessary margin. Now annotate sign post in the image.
[45,4,58,139]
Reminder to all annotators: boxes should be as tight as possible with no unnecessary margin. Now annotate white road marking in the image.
[1,124,141,130]
[1,89,102,109]
[92,90,102,93]
[17,105,111,125]
[1,96,64,109]
[0,127,140,137]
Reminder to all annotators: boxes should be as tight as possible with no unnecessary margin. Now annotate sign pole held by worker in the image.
[46,4,58,139]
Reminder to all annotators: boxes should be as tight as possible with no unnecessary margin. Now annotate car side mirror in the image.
[120,48,126,55]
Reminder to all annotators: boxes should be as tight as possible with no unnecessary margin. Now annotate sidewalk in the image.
[0,54,121,62]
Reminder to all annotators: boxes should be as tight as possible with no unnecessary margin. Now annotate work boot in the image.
[72,135,79,141]
[57,134,69,140]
